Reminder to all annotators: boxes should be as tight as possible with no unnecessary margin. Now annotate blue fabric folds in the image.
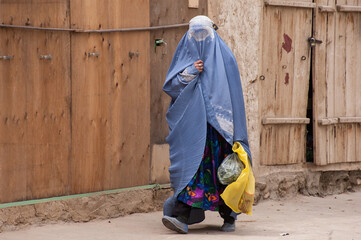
[162,24,252,216]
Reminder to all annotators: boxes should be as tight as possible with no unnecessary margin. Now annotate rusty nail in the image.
[88,52,100,57]
[282,65,287,69]
[260,75,265,80]
[39,54,52,60]
[301,56,307,60]
[0,55,11,60]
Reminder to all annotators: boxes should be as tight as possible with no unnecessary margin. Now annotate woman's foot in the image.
[220,222,235,232]
[162,216,188,234]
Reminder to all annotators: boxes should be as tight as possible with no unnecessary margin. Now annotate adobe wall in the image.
[207,0,263,174]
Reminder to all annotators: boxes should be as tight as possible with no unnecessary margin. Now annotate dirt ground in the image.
[0,191,360,240]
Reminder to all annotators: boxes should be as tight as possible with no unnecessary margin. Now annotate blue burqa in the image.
[162,20,252,217]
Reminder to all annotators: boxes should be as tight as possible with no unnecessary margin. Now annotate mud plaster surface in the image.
[1,191,361,240]
[1,170,360,233]
[0,188,173,232]
[208,0,262,173]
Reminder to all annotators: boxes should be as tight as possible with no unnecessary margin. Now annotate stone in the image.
[263,192,270,199]
[256,181,267,191]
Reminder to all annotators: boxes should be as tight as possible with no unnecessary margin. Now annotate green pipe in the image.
[0,183,171,209]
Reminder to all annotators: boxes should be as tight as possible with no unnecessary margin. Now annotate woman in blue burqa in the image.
[162,15,252,234]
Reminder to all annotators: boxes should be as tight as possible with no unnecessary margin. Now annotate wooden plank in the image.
[260,4,280,165]
[318,117,361,125]
[259,3,273,165]
[318,118,339,125]
[333,0,347,164]
[318,5,336,12]
[265,5,284,165]
[277,6,294,165]
[108,30,151,189]
[290,6,312,164]
[313,0,329,165]
[70,0,150,194]
[264,0,316,9]
[25,30,71,199]
[344,0,359,163]
[70,33,113,193]
[325,0,337,165]
[356,0,361,163]
[262,118,310,125]
[336,4,361,12]
[260,4,277,118]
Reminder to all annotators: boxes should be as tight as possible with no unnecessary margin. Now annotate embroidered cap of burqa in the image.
[163,16,252,216]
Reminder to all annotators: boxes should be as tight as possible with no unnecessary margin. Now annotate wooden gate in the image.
[0,0,150,203]
[260,0,361,166]
[260,0,313,165]
[313,0,361,165]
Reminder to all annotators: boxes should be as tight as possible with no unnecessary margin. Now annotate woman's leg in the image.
[172,201,191,223]
[218,198,236,232]
[218,199,235,224]
[172,201,205,224]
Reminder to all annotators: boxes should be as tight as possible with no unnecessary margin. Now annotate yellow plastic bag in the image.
[220,142,255,215]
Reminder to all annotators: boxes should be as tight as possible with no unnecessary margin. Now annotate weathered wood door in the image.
[260,0,314,165]
[260,0,361,166]
[313,0,361,165]
[70,0,150,193]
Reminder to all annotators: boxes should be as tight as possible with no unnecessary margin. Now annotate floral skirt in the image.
[177,123,233,211]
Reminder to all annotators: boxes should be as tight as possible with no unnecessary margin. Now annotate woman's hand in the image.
[194,60,204,72]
